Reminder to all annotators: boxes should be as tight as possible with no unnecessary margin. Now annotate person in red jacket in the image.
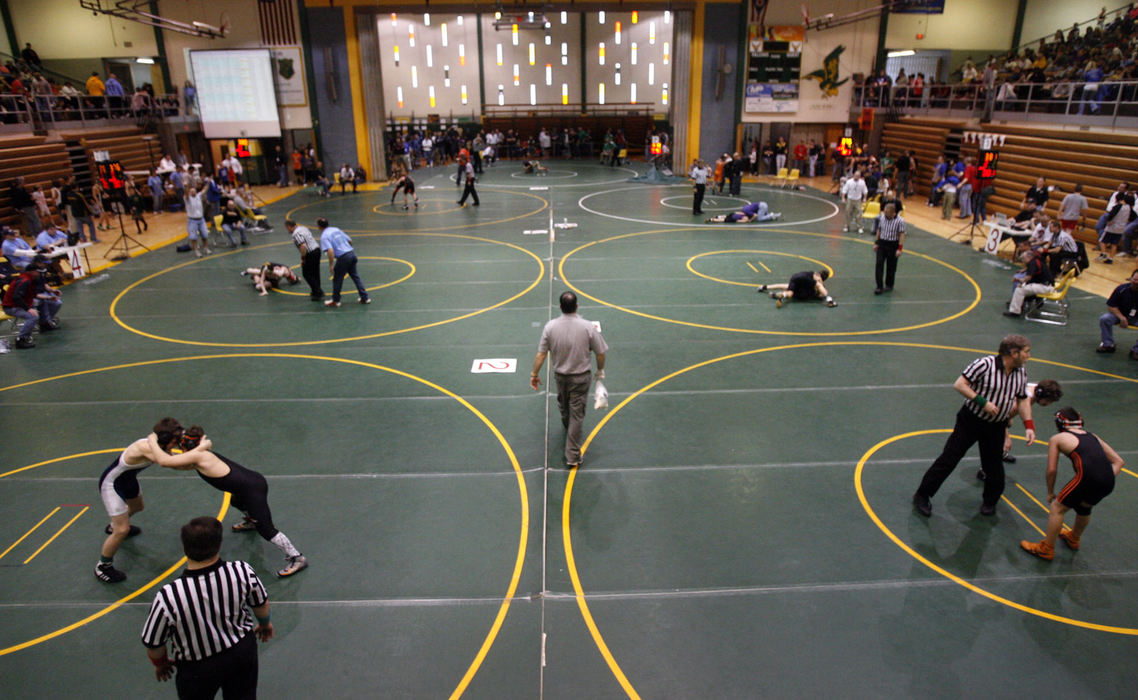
[2,260,60,348]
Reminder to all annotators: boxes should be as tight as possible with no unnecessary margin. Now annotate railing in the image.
[482,102,655,118]
[0,92,188,131]
[852,80,1138,123]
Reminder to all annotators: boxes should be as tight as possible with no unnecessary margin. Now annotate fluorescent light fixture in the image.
[887,49,915,58]
[136,57,155,64]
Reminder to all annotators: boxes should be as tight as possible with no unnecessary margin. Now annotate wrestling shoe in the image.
[278,555,308,578]
[757,284,768,293]
[1097,343,1116,353]
[359,297,372,304]
[95,562,127,583]
[105,524,141,537]
[1059,530,1081,550]
[324,299,341,308]
[771,212,782,220]
[232,517,258,532]
[1020,539,1054,560]
[824,296,837,308]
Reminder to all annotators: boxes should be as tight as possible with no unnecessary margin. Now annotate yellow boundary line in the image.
[0,507,60,562]
[687,249,832,288]
[23,506,88,565]
[0,446,230,657]
[559,228,983,336]
[107,232,545,347]
[563,341,1138,695]
[274,256,415,296]
[0,355,528,698]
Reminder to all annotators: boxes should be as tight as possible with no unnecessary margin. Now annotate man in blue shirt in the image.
[104,74,125,116]
[317,217,370,307]
[2,226,35,270]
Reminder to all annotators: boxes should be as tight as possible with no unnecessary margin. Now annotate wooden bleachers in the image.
[0,135,75,234]
[59,126,157,182]
[886,118,1138,246]
[879,121,949,195]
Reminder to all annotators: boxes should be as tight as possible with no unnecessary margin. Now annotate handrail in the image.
[852,78,1138,124]
[0,91,186,132]
[1015,3,1133,53]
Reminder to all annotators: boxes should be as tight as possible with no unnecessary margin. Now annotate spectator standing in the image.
[140,517,273,697]
[104,74,124,115]
[9,176,41,236]
[529,291,609,469]
[1058,183,1089,232]
[1096,268,1138,358]
[840,170,868,233]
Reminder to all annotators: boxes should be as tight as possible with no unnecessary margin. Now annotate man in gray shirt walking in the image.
[530,291,609,468]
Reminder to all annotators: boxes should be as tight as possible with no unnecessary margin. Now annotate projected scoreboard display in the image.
[189,49,281,139]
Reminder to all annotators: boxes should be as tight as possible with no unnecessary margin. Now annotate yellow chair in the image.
[1025,265,1079,326]
[785,168,800,189]
[860,200,881,224]
[772,168,788,188]
[616,148,628,165]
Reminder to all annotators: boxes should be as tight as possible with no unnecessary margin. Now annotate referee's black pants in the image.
[917,407,1006,507]
[301,248,323,299]
[693,183,706,214]
[175,631,257,700]
[874,240,900,289]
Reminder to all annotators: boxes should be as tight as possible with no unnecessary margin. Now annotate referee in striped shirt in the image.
[913,334,1036,517]
[873,202,906,294]
[141,516,272,697]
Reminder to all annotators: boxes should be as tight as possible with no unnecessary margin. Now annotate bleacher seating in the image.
[883,118,1138,247]
[0,135,75,234]
[58,126,157,181]
[481,114,655,157]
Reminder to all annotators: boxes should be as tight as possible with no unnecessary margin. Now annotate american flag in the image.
[258,0,297,46]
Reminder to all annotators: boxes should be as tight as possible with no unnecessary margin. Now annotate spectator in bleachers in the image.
[1080,61,1105,114]
[21,43,41,68]
[156,154,175,176]
[104,73,124,116]
[1023,176,1051,214]
[85,71,105,116]
[182,80,197,116]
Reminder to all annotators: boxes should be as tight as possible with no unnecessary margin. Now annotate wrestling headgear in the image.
[1053,407,1083,433]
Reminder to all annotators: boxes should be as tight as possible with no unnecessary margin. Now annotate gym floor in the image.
[2,159,1137,698]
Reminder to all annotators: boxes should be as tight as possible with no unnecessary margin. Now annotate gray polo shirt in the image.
[538,313,609,375]
[1059,192,1088,221]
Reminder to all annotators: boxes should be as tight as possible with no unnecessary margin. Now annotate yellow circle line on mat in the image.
[563,341,1138,696]
[855,429,1138,635]
[275,256,415,296]
[0,354,528,698]
[108,232,545,347]
[285,189,549,230]
[0,448,230,656]
[372,200,465,216]
[686,249,833,288]
[559,228,982,336]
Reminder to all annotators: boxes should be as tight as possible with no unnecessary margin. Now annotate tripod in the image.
[949,218,980,247]
[104,190,151,261]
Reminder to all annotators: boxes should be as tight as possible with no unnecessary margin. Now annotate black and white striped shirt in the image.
[875,214,905,242]
[141,559,268,662]
[961,355,1028,423]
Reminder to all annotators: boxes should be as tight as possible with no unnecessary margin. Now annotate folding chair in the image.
[785,168,800,189]
[772,168,788,188]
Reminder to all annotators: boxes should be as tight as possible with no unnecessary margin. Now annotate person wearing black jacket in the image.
[1005,247,1055,316]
